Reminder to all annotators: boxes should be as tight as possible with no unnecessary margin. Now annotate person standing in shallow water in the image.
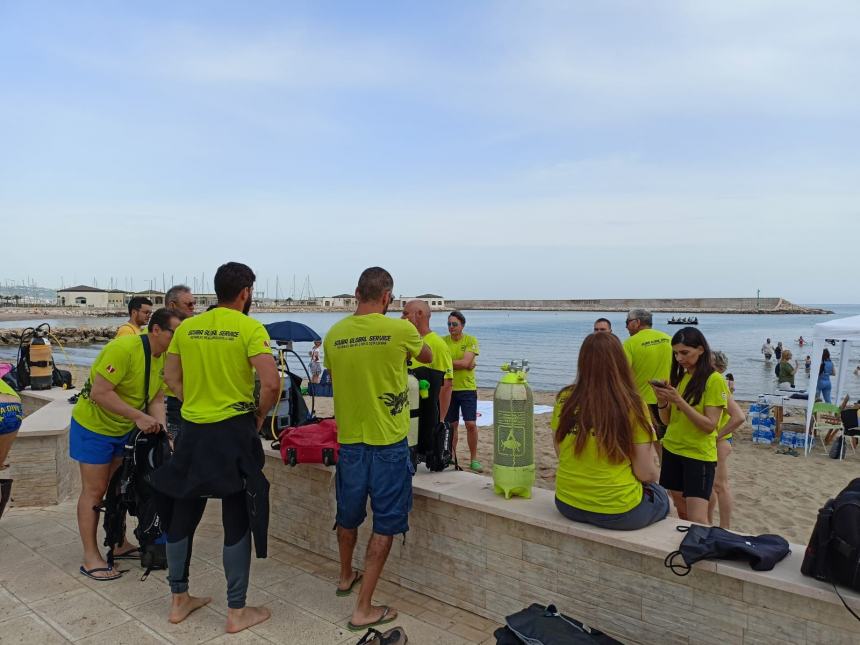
[816,349,835,403]
[654,327,730,525]
[443,311,482,472]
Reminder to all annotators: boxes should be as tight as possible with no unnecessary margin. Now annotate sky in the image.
[1,1,859,302]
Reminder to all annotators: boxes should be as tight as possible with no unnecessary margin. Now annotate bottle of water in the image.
[794,432,807,450]
[762,418,775,444]
[780,430,795,447]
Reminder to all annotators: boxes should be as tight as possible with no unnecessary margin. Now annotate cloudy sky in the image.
[2,1,858,302]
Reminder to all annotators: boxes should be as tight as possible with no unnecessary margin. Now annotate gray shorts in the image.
[555,483,670,531]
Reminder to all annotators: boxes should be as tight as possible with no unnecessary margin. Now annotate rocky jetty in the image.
[0,326,117,347]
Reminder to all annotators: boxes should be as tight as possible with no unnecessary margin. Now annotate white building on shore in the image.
[56,286,126,308]
[314,293,446,310]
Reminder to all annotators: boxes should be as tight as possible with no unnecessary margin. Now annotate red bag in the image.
[278,418,339,467]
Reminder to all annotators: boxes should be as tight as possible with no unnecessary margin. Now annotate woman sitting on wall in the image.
[551,332,669,530]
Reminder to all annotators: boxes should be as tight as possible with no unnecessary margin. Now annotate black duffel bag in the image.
[493,603,620,644]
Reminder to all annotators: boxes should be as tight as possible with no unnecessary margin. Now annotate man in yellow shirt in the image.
[165,284,196,319]
[622,309,672,438]
[443,311,481,471]
[163,284,196,441]
[159,262,278,634]
[115,296,153,337]
[70,307,179,580]
[324,267,430,633]
[402,299,453,421]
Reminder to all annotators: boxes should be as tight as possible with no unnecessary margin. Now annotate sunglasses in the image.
[625,318,637,325]
[447,321,461,327]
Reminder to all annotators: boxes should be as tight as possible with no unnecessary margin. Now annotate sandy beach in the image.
[310,389,857,544]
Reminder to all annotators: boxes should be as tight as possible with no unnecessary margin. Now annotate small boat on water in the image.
[667,316,699,325]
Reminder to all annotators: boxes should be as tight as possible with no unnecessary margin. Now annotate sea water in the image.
[3,304,860,400]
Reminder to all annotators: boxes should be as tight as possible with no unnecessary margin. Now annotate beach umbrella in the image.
[264,321,321,343]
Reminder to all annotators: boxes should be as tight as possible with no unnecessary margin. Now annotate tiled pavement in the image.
[0,500,500,644]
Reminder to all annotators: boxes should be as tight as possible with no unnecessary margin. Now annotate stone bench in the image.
[263,450,860,645]
[7,388,78,507]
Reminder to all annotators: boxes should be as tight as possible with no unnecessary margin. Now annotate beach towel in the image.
[456,400,554,427]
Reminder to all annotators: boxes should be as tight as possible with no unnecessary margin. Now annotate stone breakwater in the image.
[0,326,116,346]
[448,297,831,314]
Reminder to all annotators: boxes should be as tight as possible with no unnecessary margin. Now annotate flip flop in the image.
[111,546,141,561]
[356,626,408,644]
[80,565,123,581]
[335,571,362,596]
[347,606,397,632]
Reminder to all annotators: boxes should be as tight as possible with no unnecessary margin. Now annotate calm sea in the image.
[3,305,860,400]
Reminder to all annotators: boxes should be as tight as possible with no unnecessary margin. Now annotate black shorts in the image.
[659,448,716,500]
[647,403,667,440]
[445,390,478,424]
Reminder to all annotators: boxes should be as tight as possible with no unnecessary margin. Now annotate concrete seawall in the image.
[448,297,831,314]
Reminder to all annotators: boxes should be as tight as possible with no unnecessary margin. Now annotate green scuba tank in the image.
[493,360,534,499]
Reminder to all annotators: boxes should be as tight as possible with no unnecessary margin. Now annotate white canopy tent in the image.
[804,315,860,454]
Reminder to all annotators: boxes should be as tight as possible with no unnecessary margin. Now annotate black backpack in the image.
[99,429,171,579]
[261,370,310,442]
[801,477,860,620]
[664,524,790,575]
[411,366,454,472]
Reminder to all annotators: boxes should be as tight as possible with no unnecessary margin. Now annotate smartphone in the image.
[649,379,668,388]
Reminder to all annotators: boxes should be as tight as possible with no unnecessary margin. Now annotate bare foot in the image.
[350,605,398,630]
[225,605,271,633]
[169,593,212,624]
[336,571,362,595]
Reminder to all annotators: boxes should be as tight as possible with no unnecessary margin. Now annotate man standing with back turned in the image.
[623,309,672,438]
[157,262,279,634]
[324,267,431,632]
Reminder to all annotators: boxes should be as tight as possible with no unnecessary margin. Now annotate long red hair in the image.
[555,332,651,464]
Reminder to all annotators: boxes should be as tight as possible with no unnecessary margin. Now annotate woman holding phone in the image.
[551,332,668,530]
[652,327,729,524]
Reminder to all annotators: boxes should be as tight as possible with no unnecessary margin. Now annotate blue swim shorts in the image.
[69,417,131,465]
[0,402,23,435]
[445,390,478,424]
[335,439,413,536]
